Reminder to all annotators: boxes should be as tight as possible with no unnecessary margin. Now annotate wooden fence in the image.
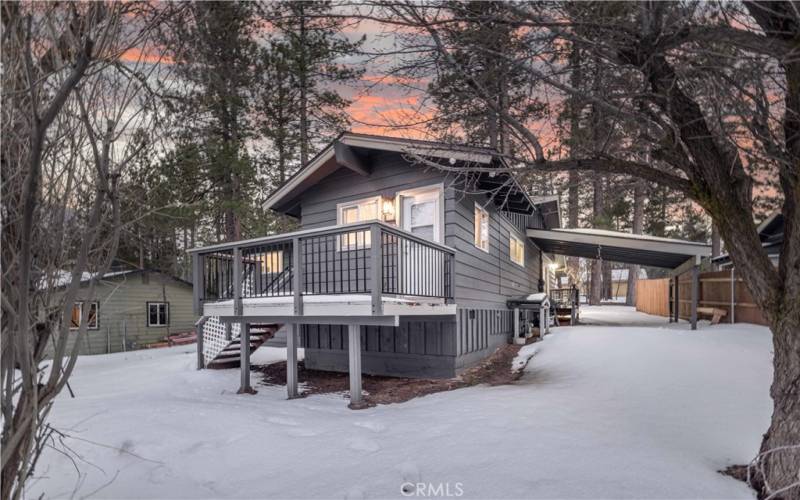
[634,278,670,316]
[635,270,768,326]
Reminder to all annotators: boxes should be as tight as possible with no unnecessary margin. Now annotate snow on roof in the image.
[44,269,139,289]
[552,227,709,246]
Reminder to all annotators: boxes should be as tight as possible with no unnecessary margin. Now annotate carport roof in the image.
[526,227,711,269]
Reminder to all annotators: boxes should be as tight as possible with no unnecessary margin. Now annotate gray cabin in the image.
[190,133,713,407]
[190,133,559,398]
[48,269,196,356]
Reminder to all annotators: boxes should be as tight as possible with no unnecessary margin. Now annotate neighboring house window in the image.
[70,302,98,330]
[474,203,490,252]
[147,302,169,327]
[510,234,525,267]
[261,251,284,273]
[337,197,379,250]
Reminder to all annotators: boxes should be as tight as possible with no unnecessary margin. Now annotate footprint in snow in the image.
[354,421,386,433]
[348,437,381,453]
[344,485,367,499]
[397,461,420,484]
[148,465,173,484]
[268,416,300,427]
[287,427,318,437]
[181,441,205,455]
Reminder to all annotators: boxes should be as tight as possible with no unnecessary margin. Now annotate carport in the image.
[526,227,712,329]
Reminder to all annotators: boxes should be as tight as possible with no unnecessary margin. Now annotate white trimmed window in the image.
[147,302,169,327]
[474,203,490,252]
[70,302,98,330]
[337,197,380,249]
[510,234,525,267]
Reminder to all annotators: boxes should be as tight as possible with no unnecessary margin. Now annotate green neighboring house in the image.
[48,269,196,356]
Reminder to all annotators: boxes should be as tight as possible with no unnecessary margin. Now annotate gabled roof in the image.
[264,132,538,217]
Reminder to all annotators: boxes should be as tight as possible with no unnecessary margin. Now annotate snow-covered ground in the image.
[580,304,683,326]
[30,306,772,499]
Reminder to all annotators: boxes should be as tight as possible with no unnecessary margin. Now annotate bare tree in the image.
[366,2,800,496]
[1,3,176,497]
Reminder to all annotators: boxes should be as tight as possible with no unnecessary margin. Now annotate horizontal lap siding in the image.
[445,189,541,360]
[293,151,546,376]
[45,273,195,356]
[445,189,541,309]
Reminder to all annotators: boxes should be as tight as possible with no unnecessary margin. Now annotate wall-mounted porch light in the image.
[382,196,396,222]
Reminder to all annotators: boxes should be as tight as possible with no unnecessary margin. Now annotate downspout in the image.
[538,252,544,292]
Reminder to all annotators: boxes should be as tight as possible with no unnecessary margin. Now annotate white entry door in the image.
[399,187,443,296]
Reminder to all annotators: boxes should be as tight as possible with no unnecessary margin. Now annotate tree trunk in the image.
[298,4,309,166]
[590,173,604,304]
[602,261,612,300]
[566,42,583,287]
[567,170,580,284]
[626,179,645,305]
[755,298,800,500]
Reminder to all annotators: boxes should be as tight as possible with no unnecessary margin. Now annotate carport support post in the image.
[287,324,299,399]
[673,275,680,323]
[237,323,256,394]
[348,324,365,409]
[690,265,699,330]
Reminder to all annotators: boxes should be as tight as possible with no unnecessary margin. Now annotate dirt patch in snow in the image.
[255,343,528,407]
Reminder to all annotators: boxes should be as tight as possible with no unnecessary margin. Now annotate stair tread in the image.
[204,322,282,367]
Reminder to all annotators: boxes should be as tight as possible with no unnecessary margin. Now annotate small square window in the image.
[474,203,490,252]
[510,234,525,267]
[147,302,169,327]
[70,302,99,330]
[337,197,379,250]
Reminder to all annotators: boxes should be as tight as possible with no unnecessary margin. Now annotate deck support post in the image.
[690,265,699,330]
[195,317,208,370]
[348,324,365,409]
[513,307,520,344]
[237,323,256,394]
[287,324,299,399]
[233,246,243,315]
[293,237,303,316]
[673,275,680,323]
[370,224,383,316]
[192,253,203,315]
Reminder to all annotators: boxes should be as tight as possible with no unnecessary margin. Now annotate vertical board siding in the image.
[456,308,513,355]
[302,318,458,357]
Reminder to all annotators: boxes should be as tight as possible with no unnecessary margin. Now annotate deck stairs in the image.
[201,264,286,368]
[206,324,279,369]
